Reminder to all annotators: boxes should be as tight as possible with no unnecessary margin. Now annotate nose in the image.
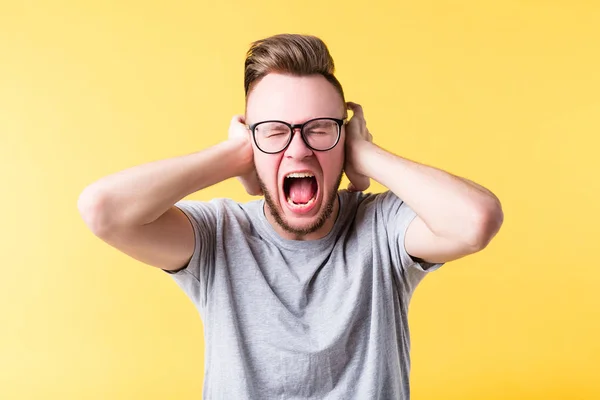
[284,128,313,159]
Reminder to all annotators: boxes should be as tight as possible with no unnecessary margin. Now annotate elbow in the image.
[77,187,115,237]
[466,198,504,252]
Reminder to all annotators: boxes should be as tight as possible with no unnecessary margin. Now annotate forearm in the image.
[78,139,249,230]
[354,141,502,246]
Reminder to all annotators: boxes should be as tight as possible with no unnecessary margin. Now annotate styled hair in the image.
[244,34,345,103]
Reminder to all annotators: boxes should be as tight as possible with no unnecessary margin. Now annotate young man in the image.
[78,34,503,399]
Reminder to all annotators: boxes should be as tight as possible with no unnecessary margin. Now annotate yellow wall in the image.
[1,1,599,398]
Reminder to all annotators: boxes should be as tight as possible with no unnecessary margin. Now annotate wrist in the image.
[347,139,376,176]
[220,138,254,177]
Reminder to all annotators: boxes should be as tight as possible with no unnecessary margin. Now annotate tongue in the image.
[288,178,317,204]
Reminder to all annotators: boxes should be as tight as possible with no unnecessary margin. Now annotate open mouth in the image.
[283,172,319,208]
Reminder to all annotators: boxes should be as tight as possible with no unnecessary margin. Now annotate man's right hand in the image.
[228,115,263,196]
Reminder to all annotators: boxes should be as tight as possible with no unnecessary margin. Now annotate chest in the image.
[212,228,398,336]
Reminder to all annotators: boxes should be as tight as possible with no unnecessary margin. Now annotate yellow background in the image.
[1,0,599,399]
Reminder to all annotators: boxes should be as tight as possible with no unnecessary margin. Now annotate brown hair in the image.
[244,34,345,103]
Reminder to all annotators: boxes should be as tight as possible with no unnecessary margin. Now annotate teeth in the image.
[287,195,316,207]
[286,172,314,178]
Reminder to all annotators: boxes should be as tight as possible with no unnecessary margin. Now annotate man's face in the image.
[245,73,346,239]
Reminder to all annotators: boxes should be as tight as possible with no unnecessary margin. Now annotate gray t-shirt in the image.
[164,190,443,399]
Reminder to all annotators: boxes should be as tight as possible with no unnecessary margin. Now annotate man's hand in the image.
[344,102,373,192]
[228,115,263,196]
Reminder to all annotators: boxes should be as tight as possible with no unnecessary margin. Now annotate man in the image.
[78,34,503,399]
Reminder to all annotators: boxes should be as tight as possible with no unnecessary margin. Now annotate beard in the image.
[258,170,343,237]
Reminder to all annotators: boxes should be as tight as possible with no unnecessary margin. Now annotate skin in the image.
[243,73,352,240]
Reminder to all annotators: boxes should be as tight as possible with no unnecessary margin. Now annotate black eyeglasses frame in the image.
[246,117,346,154]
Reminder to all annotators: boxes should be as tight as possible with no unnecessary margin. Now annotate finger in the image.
[236,115,252,133]
[346,102,364,120]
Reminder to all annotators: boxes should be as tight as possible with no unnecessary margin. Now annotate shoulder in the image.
[338,189,402,212]
[337,190,412,230]
[216,197,265,231]
[174,197,262,226]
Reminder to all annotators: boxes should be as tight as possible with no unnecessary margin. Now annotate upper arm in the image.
[404,215,478,265]
[79,194,196,271]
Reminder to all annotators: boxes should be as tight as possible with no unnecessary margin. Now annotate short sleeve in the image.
[162,199,218,310]
[378,191,444,295]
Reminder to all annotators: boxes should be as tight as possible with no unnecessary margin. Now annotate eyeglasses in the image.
[247,117,345,154]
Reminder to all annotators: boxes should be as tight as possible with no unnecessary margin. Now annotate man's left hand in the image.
[344,102,373,192]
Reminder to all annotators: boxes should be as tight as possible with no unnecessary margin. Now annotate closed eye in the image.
[263,131,289,138]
